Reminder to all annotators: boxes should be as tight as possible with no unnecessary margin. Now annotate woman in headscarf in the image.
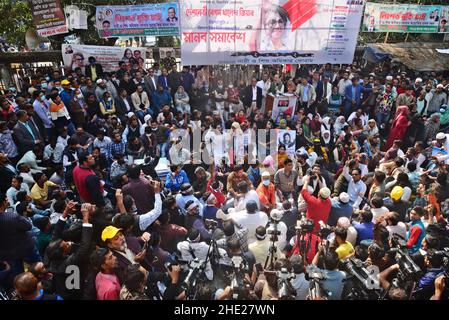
[363,119,379,139]
[295,125,311,150]
[384,105,410,151]
[301,117,313,142]
[333,116,348,137]
[174,86,191,114]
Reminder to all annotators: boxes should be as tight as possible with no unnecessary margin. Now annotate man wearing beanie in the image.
[301,175,331,233]
[230,200,268,244]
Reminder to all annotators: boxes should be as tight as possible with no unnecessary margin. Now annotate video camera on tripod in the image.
[264,210,284,270]
[341,257,381,300]
[389,237,422,285]
[229,255,248,300]
[277,267,296,299]
[306,265,331,300]
[165,257,205,295]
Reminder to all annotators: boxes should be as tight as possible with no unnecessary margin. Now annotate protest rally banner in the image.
[271,95,297,125]
[62,44,149,72]
[28,0,68,37]
[363,2,447,33]
[180,0,365,65]
[96,3,180,38]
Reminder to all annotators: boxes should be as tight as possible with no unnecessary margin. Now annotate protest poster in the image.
[61,44,149,72]
[440,7,449,33]
[28,0,68,37]
[179,0,365,65]
[96,3,180,38]
[277,130,296,157]
[363,2,444,33]
[271,95,297,125]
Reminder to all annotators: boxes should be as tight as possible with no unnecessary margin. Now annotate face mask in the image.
[45,77,51,82]
[263,180,270,186]
[41,83,48,89]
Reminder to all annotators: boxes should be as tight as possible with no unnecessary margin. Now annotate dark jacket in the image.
[242,85,263,109]
[47,218,93,300]
[0,210,33,260]
[144,75,159,94]
[13,121,43,155]
[85,63,104,81]
[115,96,133,119]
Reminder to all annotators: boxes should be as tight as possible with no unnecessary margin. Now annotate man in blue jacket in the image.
[165,165,189,193]
[344,77,362,117]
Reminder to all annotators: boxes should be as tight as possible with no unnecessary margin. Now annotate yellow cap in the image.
[391,186,404,201]
[101,226,122,242]
[61,79,70,85]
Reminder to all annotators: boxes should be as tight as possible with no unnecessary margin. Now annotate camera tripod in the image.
[264,235,279,270]
[294,230,319,265]
[203,224,223,272]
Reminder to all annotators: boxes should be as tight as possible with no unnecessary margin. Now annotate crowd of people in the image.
[1,55,449,300]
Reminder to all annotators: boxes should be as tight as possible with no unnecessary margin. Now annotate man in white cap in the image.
[434,132,449,163]
[328,192,353,227]
[428,84,448,116]
[414,78,423,97]
[95,79,109,101]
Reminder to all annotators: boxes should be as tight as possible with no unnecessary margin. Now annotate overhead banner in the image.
[363,2,448,33]
[180,0,365,65]
[28,0,68,37]
[62,44,149,72]
[96,3,180,38]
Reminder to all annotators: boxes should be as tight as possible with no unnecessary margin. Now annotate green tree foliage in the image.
[0,0,170,49]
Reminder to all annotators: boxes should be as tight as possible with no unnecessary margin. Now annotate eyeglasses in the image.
[267,19,285,26]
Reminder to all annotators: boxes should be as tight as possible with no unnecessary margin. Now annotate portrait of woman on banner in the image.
[250,1,293,52]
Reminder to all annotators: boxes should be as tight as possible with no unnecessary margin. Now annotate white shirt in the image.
[371,206,389,222]
[17,151,46,173]
[6,183,30,205]
[93,136,112,155]
[230,210,269,244]
[235,190,261,212]
[57,135,69,147]
[338,79,352,95]
[387,223,407,240]
[252,86,257,101]
[44,143,65,164]
[343,167,367,208]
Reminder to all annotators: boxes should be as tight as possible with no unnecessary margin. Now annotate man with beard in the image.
[73,152,105,207]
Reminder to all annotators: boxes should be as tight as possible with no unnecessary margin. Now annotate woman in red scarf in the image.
[384,105,411,151]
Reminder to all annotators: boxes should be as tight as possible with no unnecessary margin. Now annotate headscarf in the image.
[322,129,331,144]
[394,105,409,121]
[334,116,347,135]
